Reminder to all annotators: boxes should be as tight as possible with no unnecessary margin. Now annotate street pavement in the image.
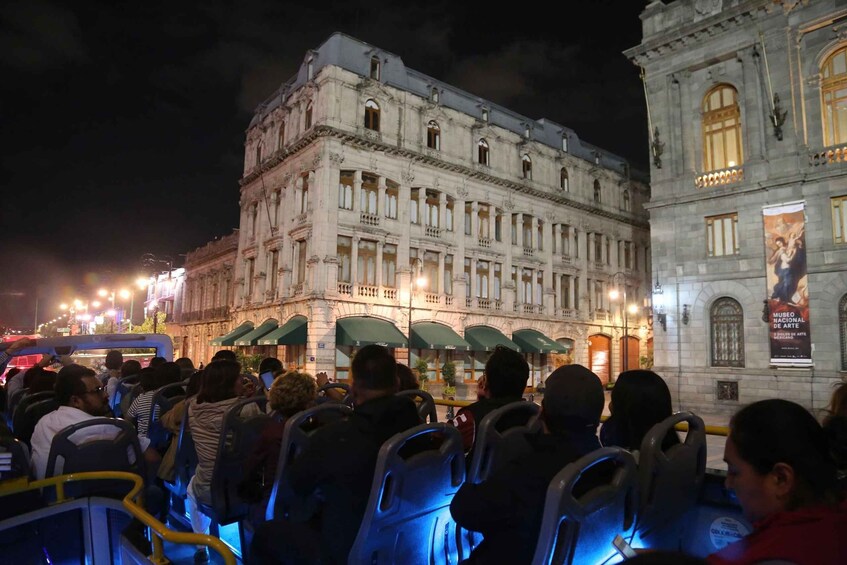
[435,391,729,471]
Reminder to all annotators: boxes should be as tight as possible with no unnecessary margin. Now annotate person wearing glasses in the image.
[30,364,159,480]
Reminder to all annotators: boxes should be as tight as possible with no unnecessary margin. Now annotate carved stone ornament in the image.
[402,168,415,184]
[369,155,379,172]
[312,153,322,168]
[651,127,665,169]
[329,152,345,165]
[694,0,722,18]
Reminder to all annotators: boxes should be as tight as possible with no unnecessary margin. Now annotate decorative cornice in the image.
[240,125,648,230]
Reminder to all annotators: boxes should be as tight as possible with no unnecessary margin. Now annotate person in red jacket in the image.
[707,399,846,565]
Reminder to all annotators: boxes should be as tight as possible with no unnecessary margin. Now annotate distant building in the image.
[626,0,847,413]
[210,33,651,391]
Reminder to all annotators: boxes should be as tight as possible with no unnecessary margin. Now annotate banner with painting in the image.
[762,202,811,366]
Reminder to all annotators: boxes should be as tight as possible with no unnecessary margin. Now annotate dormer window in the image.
[482,108,489,122]
[427,121,441,150]
[255,143,263,167]
[562,136,568,152]
[560,168,569,192]
[478,139,489,166]
[304,102,313,130]
[364,99,380,131]
[431,88,439,103]
[593,180,601,204]
[307,58,314,80]
[594,152,600,165]
[524,126,530,139]
[522,154,532,180]
[370,56,381,80]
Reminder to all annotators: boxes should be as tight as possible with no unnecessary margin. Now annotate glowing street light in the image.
[609,272,639,373]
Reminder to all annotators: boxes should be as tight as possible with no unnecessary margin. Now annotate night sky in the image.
[0,0,649,329]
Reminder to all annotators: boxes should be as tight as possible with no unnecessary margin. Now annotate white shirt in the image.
[30,406,151,480]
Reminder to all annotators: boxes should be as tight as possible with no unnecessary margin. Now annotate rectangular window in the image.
[464,203,472,235]
[382,244,396,288]
[423,251,439,291]
[246,258,254,296]
[494,263,502,301]
[338,171,354,210]
[299,175,309,213]
[361,174,378,215]
[624,242,632,269]
[706,213,740,257]
[522,269,533,304]
[444,254,453,295]
[832,196,847,243]
[477,261,489,298]
[385,181,398,219]
[495,214,502,242]
[535,271,543,305]
[357,239,377,286]
[464,258,472,296]
[445,199,454,231]
[410,188,420,224]
[511,215,518,245]
[594,234,603,263]
[269,250,279,291]
[297,240,307,284]
[337,236,352,283]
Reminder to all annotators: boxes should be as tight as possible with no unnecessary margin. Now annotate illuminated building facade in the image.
[626,0,847,413]
[217,33,651,391]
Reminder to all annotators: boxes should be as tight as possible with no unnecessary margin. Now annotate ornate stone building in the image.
[173,231,239,364]
[626,0,847,413]
[224,33,651,391]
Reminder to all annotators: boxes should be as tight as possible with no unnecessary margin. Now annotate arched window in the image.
[622,189,631,211]
[821,44,847,147]
[710,297,744,367]
[255,143,263,167]
[840,294,847,370]
[702,84,743,171]
[427,120,440,150]
[478,139,489,165]
[560,168,569,191]
[278,121,286,149]
[593,180,601,204]
[364,99,380,131]
[304,102,313,130]
[522,154,532,180]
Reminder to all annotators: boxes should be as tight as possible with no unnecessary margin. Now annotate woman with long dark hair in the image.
[707,399,846,565]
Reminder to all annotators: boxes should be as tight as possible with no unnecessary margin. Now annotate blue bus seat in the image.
[12,391,55,434]
[682,470,752,558]
[396,389,438,423]
[349,422,465,565]
[14,396,59,447]
[146,383,186,450]
[0,436,42,520]
[110,374,139,416]
[635,411,707,550]
[7,387,29,427]
[265,403,354,521]
[44,417,146,500]
[531,447,637,565]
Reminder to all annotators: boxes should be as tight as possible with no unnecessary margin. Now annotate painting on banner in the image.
[762,202,811,366]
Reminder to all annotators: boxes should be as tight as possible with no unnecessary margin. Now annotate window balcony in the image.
[556,307,577,319]
[360,213,380,226]
[522,247,535,257]
[424,293,440,305]
[292,283,304,296]
[809,144,847,167]
[477,237,492,248]
[559,254,573,265]
[695,165,744,188]
[357,285,379,298]
[337,282,352,296]
[425,225,442,238]
[593,310,609,322]
[295,212,309,225]
[445,295,454,306]
[383,288,397,300]
[477,298,491,310]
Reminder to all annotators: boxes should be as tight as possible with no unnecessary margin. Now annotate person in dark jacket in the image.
[249,344,420,565]
[452,345,529,458]
[450,364,606,565]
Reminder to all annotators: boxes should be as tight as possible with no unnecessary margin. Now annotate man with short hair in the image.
[250,344,421,564]
[450,364,606,564]
[30,364,158,480]
[452,345,529,455]
[97,350,123,386]
[211,350,237,363]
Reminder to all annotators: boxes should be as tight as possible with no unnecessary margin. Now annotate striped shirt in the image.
[126,390,160,438]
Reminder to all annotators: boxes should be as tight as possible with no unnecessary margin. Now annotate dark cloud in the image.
[0,0,88,70]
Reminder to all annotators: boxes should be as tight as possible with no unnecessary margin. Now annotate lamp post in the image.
[407,258,427,334]
[150,299,159,334]
[609,272,639,373]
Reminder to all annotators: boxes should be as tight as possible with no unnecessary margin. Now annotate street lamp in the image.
[407,258,427,334]
[150,299,160,334]
[609,272,639,373]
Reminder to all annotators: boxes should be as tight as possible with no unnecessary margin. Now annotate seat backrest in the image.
[207,396,270,524]
[167,403,198,497]
[12,391,55,434]
[315,382,352,405]
[111,374,140,416]
[15,397,60,447]
[7,387,30,424]
[467,400,540,484]
[396,389,438,423]
[119,384,142,419]
[146,383,186,449]
[0,435,31,480]
[531,447,638,565]
[44,417,146,499]
[635,411,707,549]
[265,402,354,521]
[349,423,465,565]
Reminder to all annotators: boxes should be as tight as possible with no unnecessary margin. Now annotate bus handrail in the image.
[0,471,235,565]
[431,398,729,437]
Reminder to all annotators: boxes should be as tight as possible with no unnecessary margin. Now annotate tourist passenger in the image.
[707,399,847,565]
[174,357,195,379]
[107,359,141,405]
[97,350,123,386]
[126,367,164,438]
[26,366,57,394]
[450,364,606,564]
[249,344,420,565]
[452,345,529,455]
[396,363,419,391]
[211,350,237,363]
[156,370,204,482]
[600,369,679,459]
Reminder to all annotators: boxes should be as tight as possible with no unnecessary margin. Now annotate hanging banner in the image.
[762,202,811,366]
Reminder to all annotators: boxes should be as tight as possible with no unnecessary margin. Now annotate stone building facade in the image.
[626,0,847,413]
[173,231,239,364]
[227,33,651,391]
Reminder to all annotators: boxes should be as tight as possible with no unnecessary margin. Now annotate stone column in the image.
[378,176,387,217]
[438,191,447,231]
[488,261,495,300]
[351,236,360,293]
[353,171,363,213]
[469,257,478,305]
[471,202,479,239]
[516,213,524,248]
[437,251,445,295]
[376,242,384,288]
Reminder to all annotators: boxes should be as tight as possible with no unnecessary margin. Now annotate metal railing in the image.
[0,471,236,565]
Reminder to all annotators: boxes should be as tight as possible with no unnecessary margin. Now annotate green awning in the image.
[234,320,279,346]
[464,326,521,353]
[336,317,407,348]
[209,322,254,346]
[512,329,570,354]
[258,316,308,345]
[410,322,471,351]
